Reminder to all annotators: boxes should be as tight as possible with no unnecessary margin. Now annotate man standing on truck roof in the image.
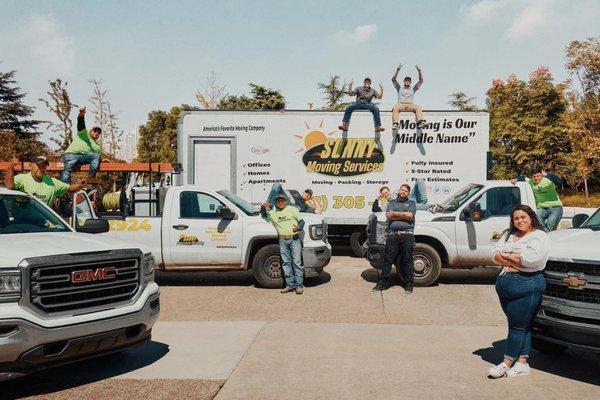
[392,64,425,132]
[373,184,417,294]
[338,77,385,133]
[512,167,563,231]
[262,195,306,295]
[60,106,101,184]
[4,156,85,207]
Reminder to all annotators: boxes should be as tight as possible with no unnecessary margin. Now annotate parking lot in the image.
[4,249,600,400]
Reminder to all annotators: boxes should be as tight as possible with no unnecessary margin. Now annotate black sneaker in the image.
[404,282,414,294]
[372,281,390,292]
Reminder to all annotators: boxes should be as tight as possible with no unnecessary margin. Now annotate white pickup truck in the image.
[366,180,594,286]
[101,185,331,288]
[0,187,160,381]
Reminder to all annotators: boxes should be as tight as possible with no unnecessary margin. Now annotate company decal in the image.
[302,137,384,176]
[205,227,231,242]
[251,146,270,154]
[109,218,152,232]
[177,234,204,246]
[71,267,117,284]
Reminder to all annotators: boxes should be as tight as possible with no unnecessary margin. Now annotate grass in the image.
[559,189,600,208]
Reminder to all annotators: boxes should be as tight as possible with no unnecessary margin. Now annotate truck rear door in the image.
[191,138,236,192]
[164,189,243,269]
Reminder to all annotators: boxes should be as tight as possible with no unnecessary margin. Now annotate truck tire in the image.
[350,231,367,257]
[412,243,442,287]
[252,244,285,288]
[532,337,567,355]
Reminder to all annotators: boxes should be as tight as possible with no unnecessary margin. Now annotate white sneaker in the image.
[507,362,530,378]
[488,362,510,378]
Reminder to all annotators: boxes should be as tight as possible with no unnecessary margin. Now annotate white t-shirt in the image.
[491,229,549,272]
[398,86,417,103]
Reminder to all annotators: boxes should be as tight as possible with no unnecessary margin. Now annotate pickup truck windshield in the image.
[0,194,69,234]
[437,184,484,212]
[582,209,600,230]
[217,190,260,216]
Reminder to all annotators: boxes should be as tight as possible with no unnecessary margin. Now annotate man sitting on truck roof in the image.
[338,77,385,133]
[4,156,85,207]
[60,106,101,184]
[392,64,425,132]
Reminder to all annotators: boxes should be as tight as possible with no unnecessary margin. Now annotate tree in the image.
[89,79,110,151]
[218,83,285,110]
[196,70,227,109]
[318,75,349,110]
[448,91,478,111]
[137,104,200,163]
[39,78,74,151]
[487,67,569,179]
[0,70,43,160]
[105,101,122,158]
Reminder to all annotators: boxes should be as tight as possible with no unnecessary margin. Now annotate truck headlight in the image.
[0,270,21,302]
[309,224,324,240]
[143,253,155,282]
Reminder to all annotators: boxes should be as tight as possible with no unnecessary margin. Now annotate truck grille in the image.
[546,260,600,276]
[30,259,140,313]
[545,283,600,304]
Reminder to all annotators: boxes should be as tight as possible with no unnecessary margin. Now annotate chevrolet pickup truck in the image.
[101,185,331,288]
[0,187,160,381]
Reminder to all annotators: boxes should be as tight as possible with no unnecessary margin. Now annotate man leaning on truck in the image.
[262,195,306,294]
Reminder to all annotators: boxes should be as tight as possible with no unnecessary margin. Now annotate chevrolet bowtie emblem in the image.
[562,274,587,288]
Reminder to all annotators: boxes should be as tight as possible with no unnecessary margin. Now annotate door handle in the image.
[172,224,188,230]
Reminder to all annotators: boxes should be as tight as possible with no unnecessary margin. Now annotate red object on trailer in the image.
[0,162,174,173]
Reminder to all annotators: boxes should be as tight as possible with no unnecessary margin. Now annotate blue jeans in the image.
[60,152,100,183]
[279,237,303,289]
[537,206,563,232]
[409,179,430,210]
[495,272,546,361]
[268,183,290,207]
[342,102,382,127]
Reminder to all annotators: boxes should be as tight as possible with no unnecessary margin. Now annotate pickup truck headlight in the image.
[309,224,324,240]
[143,253,155,283]
[0,270,21,302]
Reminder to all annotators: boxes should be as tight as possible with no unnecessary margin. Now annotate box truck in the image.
[177,110,490,255]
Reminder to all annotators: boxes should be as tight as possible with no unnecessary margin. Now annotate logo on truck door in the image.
[71,267,117,284]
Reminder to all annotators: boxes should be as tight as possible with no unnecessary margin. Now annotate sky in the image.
[1,0,599,147]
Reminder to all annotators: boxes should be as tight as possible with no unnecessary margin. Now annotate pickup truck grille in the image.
[30,259,140,313]
[545,283,600,304]
[546,260,600,276]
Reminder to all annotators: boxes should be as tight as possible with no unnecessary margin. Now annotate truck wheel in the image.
[350,231,367,257]
[412,243,442,287]
[532,337,567,355]
[252,244,285,288]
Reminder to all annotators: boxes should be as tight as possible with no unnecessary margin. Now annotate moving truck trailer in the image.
[178,110,489,255]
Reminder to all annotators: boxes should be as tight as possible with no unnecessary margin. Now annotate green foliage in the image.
[318,75,349,110]
[448,91,477,111]
[218,84,285,110]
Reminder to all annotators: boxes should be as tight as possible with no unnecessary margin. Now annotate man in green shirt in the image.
[60,107,102,184]
[262,195,306,294]
[5,156,84,207]
[513,166,563,231]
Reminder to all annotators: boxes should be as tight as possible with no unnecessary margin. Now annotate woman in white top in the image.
[488,204,549,378]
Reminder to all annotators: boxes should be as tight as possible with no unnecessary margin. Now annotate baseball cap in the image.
[364,77,371,82]
[275,194,287,201]
[32,155,50,167]
[404,76,412,81]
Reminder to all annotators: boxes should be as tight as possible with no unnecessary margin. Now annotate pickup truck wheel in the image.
[412,243,442,287]
[350,231,367,257]
[253,244,285,288]
[532,337,567,354]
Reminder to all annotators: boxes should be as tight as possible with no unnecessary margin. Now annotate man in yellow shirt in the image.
[262,195,306,294]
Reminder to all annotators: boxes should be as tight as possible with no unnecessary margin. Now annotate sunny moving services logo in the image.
[295,120,385,177]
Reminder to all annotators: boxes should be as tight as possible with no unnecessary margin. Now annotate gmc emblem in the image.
[71,267,117,284]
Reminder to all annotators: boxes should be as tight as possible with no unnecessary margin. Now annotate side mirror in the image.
[464,203,482,222]
[572,214,589,229]
[216,206,236,220]
[77,218,110,234]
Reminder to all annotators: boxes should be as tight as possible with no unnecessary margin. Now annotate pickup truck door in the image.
[166,190,243,269]
[455,186,522,265]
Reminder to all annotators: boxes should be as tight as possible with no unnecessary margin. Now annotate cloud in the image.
[331,24,378,45]
[24,14,75,75]
[506,0,558,39]
[463,0,509,23]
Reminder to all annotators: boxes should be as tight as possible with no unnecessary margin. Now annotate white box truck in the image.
[177,110,489,255]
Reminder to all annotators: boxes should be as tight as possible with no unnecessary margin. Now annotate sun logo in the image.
[294,119,337,153]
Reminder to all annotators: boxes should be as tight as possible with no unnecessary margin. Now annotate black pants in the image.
[381,233,415,284]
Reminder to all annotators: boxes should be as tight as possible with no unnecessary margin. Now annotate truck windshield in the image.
[217,190,260,216]
[582,209,600,230]
[0,194,70,234]
[436,184,484,212]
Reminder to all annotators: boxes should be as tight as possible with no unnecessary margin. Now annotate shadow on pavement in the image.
[473,339,600,385]
[360,267,500,286]
[3,341,169,399]
[156,270,256,286]
[331,243,362,258]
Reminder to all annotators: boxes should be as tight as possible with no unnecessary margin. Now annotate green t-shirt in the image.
[527,177,562,209]
[65,129,101,155]
[14,173,70,206]
[267,205,301,236]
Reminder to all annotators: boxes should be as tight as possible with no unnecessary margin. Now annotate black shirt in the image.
[386,197,416,231]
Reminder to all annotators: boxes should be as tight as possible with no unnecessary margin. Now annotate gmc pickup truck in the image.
[0,188,160,381]
[101,185,331,288]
